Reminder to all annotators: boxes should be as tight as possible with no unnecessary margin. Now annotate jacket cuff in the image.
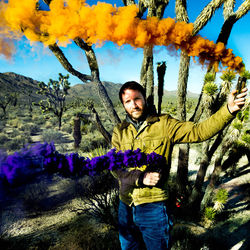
[226,104,237,116]
[135,171,146,187]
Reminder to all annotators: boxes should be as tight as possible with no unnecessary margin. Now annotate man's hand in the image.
[228,88,248,114]
[143,172,161,186]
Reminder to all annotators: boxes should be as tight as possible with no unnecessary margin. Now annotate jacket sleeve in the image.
[111,126,143,186]
[168,105,235,144]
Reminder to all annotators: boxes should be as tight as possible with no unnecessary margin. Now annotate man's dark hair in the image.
[119,81,146,104]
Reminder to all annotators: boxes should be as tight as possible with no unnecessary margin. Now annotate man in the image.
[111,81,247,250]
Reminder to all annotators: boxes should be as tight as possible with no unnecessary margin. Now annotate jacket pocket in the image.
[142,139,163,154]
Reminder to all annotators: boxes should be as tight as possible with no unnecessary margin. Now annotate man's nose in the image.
[131,100,138,108]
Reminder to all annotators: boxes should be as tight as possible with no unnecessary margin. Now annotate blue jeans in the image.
[118,200,172,250]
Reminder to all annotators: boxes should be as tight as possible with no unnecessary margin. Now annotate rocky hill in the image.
[0,72,198,106]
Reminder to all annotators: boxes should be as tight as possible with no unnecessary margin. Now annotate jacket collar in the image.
[119,114,160,130]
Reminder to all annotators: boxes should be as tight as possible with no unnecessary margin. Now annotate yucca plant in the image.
[220,70,236,83]
[203,206,216,228]
[240,70,250,79]
[213,188,228,212]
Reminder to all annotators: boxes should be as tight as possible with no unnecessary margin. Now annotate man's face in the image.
[122,89,146,121]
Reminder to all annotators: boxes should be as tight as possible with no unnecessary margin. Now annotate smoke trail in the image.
[0,0,244,71]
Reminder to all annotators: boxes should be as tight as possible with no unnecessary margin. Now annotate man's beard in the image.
[127,106,147,121]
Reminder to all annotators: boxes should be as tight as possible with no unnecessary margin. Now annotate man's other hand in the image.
[228,88,248,114]
[143,172,161,186]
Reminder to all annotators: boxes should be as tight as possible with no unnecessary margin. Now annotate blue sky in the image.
[0,0,249,93]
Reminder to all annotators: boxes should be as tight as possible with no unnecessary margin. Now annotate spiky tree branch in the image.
[191,0,249,123]
[193,0,226,35]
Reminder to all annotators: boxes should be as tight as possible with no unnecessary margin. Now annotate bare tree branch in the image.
[74,37,100,81]
[48,44,92,82]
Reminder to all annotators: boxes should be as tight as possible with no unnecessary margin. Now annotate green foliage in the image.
[232,120,243,130]
[220,70,236,82]
[4,135,31,151]
[19,123,40,135]
[8,118,20,128]
[240,70,250,79]
[241,132,250,144]
[214,189,228,204]
[204,72,216,83]
[8,128,20,138]
[41,129,64,143]
[61,123,72,134]
[204,206,216,221]
[87,146,108,158]
[203,82,218,96]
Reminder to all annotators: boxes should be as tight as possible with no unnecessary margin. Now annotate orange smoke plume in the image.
[0,0,244,71]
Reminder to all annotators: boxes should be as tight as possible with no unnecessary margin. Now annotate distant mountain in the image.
[0,72,198,106]
[0,72,40,94]
[68,81,123,105]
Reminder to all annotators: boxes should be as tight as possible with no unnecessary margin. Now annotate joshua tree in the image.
[0,94,12,118]
[37,73,70,130]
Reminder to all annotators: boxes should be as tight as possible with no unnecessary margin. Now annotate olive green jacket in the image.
[111,105,235,206]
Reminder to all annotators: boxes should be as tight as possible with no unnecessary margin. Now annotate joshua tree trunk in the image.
[73,115,82,149]
[157,62,166,115]
[176,52,190,195]
[174,0,190,195]
[140,45,155,112]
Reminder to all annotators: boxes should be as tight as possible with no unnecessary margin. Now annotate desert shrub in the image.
[4,134,32,151]
[19,123,40,135]
[4,137,24,151]
[75,172,119,229]
[21,114,32,123]
[32,114,46,125]
[80,123,88,134]
[8,128,20,138]
[0,120,6,132]
[61,123,72,134]
[44,120,54,129]
[48,117,59,126]
[0,133,8,144]
[22,180,50,212]
[79,136,109,153]
[8,118,20,128]
[42,129,64,143]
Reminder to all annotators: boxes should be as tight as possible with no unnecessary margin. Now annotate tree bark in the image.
[175,0,190,195]
[157,62,166,115]
[140,45,155,113]
[73,115,82,149]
